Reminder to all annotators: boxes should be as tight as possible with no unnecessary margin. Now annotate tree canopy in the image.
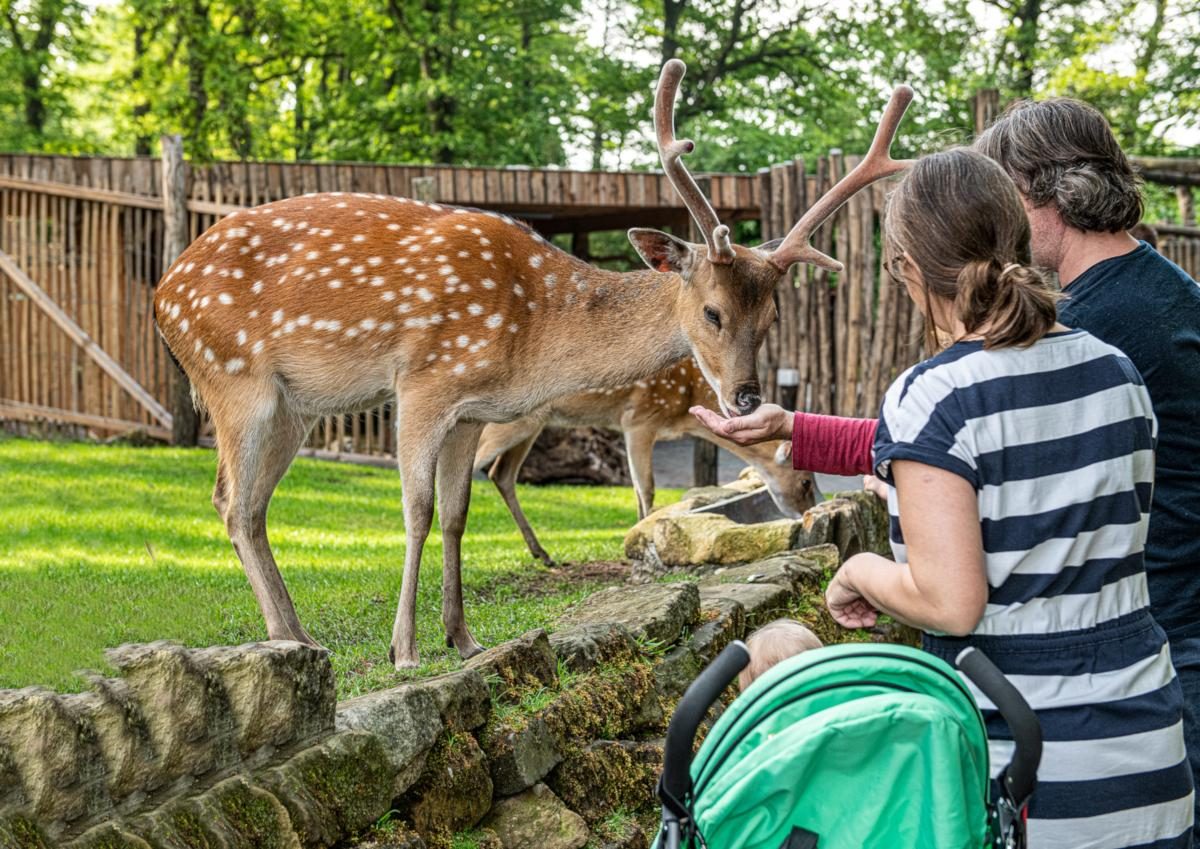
[0,0,1196,169]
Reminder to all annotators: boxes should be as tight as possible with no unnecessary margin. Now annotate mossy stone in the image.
[402,733,493,841]
[0,816,53,849]
[62,823,154,849]
[546,741,659,824]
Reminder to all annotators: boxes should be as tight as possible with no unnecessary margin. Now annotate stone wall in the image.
[0,494,899,849]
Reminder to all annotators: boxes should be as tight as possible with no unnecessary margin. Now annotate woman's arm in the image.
[687,404,877,476]
[825,460,988,636]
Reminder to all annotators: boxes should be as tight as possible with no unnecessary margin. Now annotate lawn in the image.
[0,435,681,698]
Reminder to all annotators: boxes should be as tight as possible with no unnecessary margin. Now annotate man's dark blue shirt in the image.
[1058,242,1200,639]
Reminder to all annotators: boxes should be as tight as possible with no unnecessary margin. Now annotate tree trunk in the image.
[1013,0,1042,96]
[161,135,201,447]
[132,24,152,156]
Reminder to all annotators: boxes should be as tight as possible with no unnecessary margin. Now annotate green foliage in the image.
[0,0,1192,166]
[0,435,684,697]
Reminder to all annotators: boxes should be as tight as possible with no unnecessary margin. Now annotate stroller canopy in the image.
[677,643,993,849]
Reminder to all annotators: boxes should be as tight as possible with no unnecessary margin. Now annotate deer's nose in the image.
[734,386,762,415]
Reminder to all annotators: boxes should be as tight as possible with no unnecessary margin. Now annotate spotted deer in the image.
[474,357,818,565]
[153,59,914,669]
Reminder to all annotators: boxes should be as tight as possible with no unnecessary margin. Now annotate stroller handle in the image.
[956,647,1042,808]
[661,640,750,808]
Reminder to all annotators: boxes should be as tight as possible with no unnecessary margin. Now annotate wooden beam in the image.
[1156,223,1200,238]
[0,248,173,429]
[0,175,161,209]
[0,400,171,441]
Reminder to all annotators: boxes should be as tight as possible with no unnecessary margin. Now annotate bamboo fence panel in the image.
[5,152,1197,451]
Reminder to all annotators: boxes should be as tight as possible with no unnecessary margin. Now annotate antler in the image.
[767,85,916,273]
[655,59,735,265]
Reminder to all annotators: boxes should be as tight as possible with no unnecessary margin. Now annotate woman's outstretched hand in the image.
[688,403,794,446]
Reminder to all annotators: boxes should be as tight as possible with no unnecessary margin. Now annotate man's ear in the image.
[628,228,697,277]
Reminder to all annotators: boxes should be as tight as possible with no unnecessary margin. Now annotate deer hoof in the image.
[388,643,420,670]
[447,632,486,660]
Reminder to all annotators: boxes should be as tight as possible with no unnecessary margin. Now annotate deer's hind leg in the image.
[208,382,316,645]
[436,420,486,659]
[481,417,556,566]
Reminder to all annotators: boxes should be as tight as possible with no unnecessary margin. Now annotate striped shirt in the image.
[873,329,1194,849]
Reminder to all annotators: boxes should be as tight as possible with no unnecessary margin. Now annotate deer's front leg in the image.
[436,420,486,659]
[390,404,453,670]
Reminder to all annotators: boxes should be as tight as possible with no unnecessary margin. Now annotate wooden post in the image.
[412,176,436,202]
[973,89,1000,137]
[1179,186,1196,227]
[693,439,718,487]
[689,174,720,487]
[162,134,200,446]
[570,230,590,261]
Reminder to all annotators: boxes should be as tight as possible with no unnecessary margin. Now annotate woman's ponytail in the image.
[955,259,1058,348]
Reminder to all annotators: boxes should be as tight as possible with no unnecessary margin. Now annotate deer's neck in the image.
[525,257,690,394]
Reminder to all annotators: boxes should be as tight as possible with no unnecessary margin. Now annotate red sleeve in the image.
[791,412,877,476]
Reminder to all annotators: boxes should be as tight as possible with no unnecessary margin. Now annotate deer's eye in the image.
[704,306,721,329]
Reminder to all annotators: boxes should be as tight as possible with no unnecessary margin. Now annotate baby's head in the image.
[739,619,824,690]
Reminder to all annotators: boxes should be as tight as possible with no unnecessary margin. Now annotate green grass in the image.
[0,435,682,698]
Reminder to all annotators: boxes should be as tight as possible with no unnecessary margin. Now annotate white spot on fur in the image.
[485,314,503,329]
[225,358,245,373]
[218,293,233,305]
[529,254,542,268]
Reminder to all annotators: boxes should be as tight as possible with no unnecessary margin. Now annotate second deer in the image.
[475,357,818,565]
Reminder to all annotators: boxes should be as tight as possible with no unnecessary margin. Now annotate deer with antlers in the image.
[153,59,913,669]
[474,357,819,565]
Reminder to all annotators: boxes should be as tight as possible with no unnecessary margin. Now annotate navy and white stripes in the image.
[873,329,1193,848]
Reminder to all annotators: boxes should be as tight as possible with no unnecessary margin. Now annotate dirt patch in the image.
[475,560,630,601]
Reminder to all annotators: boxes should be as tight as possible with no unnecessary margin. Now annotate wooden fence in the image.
[2,152,1197,459]
[756,155,925,417]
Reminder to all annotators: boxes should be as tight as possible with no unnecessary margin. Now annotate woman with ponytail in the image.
[692,148,1194,846]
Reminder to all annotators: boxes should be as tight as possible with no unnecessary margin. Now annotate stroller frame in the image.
[657,642,1043,849]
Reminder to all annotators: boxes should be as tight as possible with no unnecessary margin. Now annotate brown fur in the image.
[154,193,786,668]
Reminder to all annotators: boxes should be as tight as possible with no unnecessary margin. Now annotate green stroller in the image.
[656,642,1042,849]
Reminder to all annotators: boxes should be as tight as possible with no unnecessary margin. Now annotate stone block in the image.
[481,784,588,849]
[196,641,335,757]
[558,584,699,648]
[546,740,660,824]
[103,642,234,783]
[402,733,493,839]
[254,731,393,848]
[77,675,160,805]
[540,663,662,747]
[657,513,804,569]
[464,630,557,699]
[699,583,791,629]
[548,624,639,674]
[792,493,890,559]
[409,670,490,733]
[483,717,562,797]
[652,646,701,704]
[0,815,52,849]
[699,546,832,596]
[687,597,746,665]
[62,822,154,849]
[0,688,109,829]
[336,684,443,797]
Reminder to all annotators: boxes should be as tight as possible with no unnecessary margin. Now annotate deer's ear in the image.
[628,229,696,277]
[774,441,792,464]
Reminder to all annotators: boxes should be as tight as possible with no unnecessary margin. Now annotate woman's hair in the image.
[739,619,823,690]
[975,98,1143,233]
[885,148,1059,351]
